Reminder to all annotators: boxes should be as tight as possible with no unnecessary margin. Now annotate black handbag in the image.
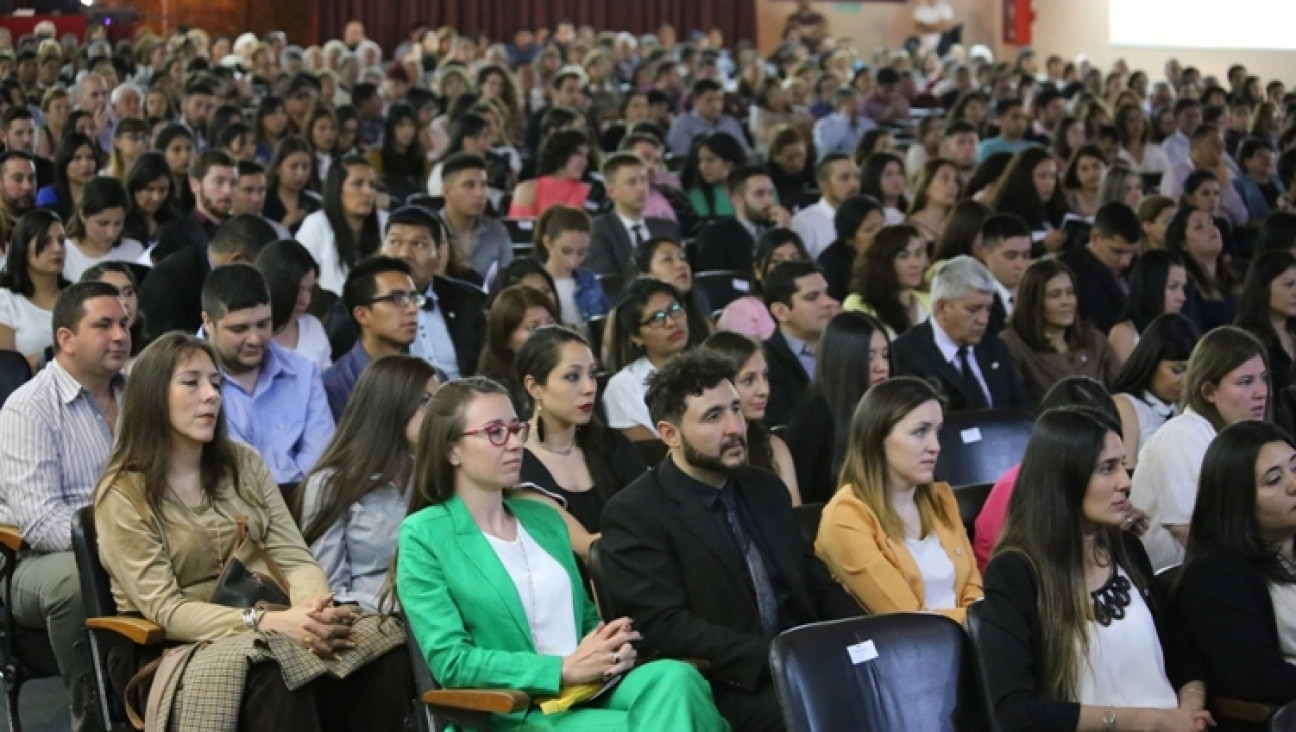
[208,516,291,609]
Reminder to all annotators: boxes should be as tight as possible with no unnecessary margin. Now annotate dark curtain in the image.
[318,0,757,59]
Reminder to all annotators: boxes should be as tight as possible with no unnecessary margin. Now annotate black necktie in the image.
[632,223,646,249]
[958,346,988,408]
[719,488,780,637]
[421,291,436,312]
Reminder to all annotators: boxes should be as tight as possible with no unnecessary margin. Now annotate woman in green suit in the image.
[396,377,728,731]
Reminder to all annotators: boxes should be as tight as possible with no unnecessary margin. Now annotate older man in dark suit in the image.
[588,152,681,277]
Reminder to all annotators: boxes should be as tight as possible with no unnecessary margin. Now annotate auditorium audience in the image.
[61,176,145,280]
[604,278,692,441]
[843,224,931,338]
[262,136,322,233]
[631,235,714,345]
[323,257,419,418]
[1062,144,1107,219]
[1058,202,1142,334]
[0,210,66,368]
[1111,314,1199,472]
[991,147,1069,255]
[297,153,388,294]
[35,132,96,222]
[1107,249,1189,363]
[859,152,909,226]
[257,239,331,371]
[1099,162,1144,211]
[1132,326,1269,570]
[437,152,512,283]
[507,129,592,218]
[763,259,839,427]
[79,261,146,365]
[971,213,1032,336]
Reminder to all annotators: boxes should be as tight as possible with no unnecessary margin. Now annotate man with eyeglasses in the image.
[200,263,334,493]
[323,256,421,418]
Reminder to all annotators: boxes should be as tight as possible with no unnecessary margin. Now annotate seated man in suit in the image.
[971,213,1033,336]
[1058,201,1140,334]
[892,255,1033,412]
[139,214,279,340]
[695,166,791,279]
[150,149,236,262]
[599,348,861,732]
[588,151,682,277]
[762,260,839,427]
[322,256,419,418]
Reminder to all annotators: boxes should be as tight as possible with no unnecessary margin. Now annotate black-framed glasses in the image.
[369,290,426,308]
[461,420,530,446]
[639,301,685,328]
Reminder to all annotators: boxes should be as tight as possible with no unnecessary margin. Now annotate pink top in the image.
[973,463,1020,572]
[508,176,591,219]
[716,296,776,341]
[643,188,678,222]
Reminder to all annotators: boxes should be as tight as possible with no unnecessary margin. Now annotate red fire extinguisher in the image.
[1003,0,1035,45]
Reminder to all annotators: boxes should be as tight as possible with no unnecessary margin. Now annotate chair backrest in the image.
[771,613,994,732]
[595,273,623,300]
[1270,701,1296,731]
[693,270,752,311]
[963,601,1005,732]
[954,483,994,543]
[934,410,1034,490]
[503,218,535,245]
[0,349,32,408]
[71,506,118,621]
[587,314,608,363]
[792,503,825,549]
[585,540,613,619]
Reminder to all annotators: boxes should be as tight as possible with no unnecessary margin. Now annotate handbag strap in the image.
[122,654,164,729]
[234,515,294,599]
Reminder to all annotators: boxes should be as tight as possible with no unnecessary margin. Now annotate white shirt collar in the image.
[992,279,1015,314]
[930,317,967,365]
[617,212,646,235]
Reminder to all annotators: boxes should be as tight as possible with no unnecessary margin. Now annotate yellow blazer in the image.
[814,481,983,623]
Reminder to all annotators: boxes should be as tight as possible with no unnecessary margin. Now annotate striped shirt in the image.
[0,359,122,552]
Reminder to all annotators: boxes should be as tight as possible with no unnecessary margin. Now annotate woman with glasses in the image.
[397,377,726,731]
[296,355,438,611]
[604,279,692,442]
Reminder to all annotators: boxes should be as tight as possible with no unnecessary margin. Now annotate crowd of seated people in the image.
[0,12,1295,731]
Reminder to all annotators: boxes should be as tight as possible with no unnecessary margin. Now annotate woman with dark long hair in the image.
[785,311,890,504]
[681,132,747,219]
[122,151,176,250]
[296,154,388,295]
[1108,251,1189,363]
[817,194,885,303]
[843,224,931,339]
[859,151,910,225]
[477,284,558,416]
[424,111,492,196]
[702,331,801,503]
[35,131,97,222]
[257,239,331,370]
[1111,314,1199,471]
[62,176,146,280]
[263,136,322,234]
[154,123,196,214]
[1165,204,1236,333]
[980,406,1211,731]
[507,129,593,219]
[368,102,427,203]
[603,278,692,441]
[991,147,1071,255]
[905,157,961,244]
[0,210,67,369]
[1235,250,1296,392]
[1062,144,1108,219]
[253,95,290,164]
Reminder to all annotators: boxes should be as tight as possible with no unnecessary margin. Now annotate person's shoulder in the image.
[983,547,1037,589]
[400,502,454,538]
[891,319,933,350]
[604,465,664,510]
[270,342,317,378]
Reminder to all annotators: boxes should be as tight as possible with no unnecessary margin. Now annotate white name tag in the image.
[517,219,534,230]
[847,640,878,665]
[731,279,750,293]
[960,427,983,444]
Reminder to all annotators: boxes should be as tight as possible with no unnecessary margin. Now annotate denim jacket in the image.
[573,267,612,319]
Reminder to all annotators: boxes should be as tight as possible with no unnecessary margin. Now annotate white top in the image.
[554,277,581,326]
[483,523,578,656]
[790,198,837,260]
[288,314,332,372]
[1118,143,1170,174]
[992,278,1015,316]
[1268,581,1296,665]
[1076,567,1179,709]
[426,162,444,196]
[913,1,955,52]
[1130,408,1216,571]
[62,238,148,281]
[604,356,658,436]
[296,209,391,295]
[906,144,932,182]
[0,289,53,359]
[1115,391,1175,464]
[903,532,957,611]
[883,207,906,226]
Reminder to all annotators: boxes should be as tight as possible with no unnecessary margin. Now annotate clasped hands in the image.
[561,617,641,685]
[260,593,358,659]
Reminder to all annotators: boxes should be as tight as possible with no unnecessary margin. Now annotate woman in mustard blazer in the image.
[396,377,727,731]
[815,376,983,622]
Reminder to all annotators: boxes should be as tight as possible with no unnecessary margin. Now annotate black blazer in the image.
[1058,246,1127,335]
[694,218,757,279]
[587,213,681,278]
[783,392,838,504]
[1178,549,1296,705]
[891,320,1034,412]
[598,460,859,694]
[139,242,212,342]
[151,210,216,264]
[987,291,1008,337]
[763,328,811,428]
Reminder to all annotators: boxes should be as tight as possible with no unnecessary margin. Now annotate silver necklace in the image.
[513,523,541,648]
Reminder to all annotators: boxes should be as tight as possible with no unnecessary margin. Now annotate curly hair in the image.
[645,347,737,427]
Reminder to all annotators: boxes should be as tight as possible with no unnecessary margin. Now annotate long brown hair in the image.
[836,377,954,539]
[1009,258,1093,352]
[94,332,240,514]
[295,355,437,545]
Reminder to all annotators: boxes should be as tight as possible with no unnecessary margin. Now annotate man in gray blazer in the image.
[588,152,682,277]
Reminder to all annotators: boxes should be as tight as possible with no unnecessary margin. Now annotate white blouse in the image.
[603,356,658,437]
[483,523,577,656]
[1076,567,1179,708]
[1130,408,1216,571]
[287,314,332,372]
[554,277,581,326]
[62,237,148,281]
[904,532,957,611]
[296,209,391,295]
[0,288,52,359]
[1269,581,1296,665]
[1116,391,1175,461]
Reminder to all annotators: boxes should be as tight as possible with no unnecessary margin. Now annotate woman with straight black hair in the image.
[1236,250,1296,392]
[1111,314,1199,470]
[817,194,885,303]
[980,406,1211,731]
[1257,211,1296,257]
[1178,420,1296,707]
[1062,143,1108,219]
[123,151,177,249]
[717,227,809,340]
[603,278,692,441]
[785,310,891,504]
[931,199,993,265]
[296,354,438,610]
[36,131,98,222]
[1108,249,1189,363]
[62,176,146,280]
[257,239,331,370]
[991,147,1071,255]
[477,284,558,416]
[682,132,747,219]
[0,210,67,369]
[253,95,289,163]
[296,154,388,295]
[1166,204,1236,333]
[859,151,910,226]
[515,326,645,559]
[154,123,196,214]
[368,102,427,203]
[263,136,322,233]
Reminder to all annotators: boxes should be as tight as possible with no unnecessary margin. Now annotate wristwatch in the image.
[241,607,263,631]
[1102,706,1116,731]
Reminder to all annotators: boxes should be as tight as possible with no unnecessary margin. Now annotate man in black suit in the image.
[149,150,236,263]
[599,349,860,732]
[588,151,681,277]
[1058,201,1140,334]
[762,260,838,427]
[892,255,1033,411]
[139,214,279,341]
[972,213,1033,337]
[694,166,792,279]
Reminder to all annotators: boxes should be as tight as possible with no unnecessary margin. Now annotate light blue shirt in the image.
[301,470,407,612]
[813,112,876,160]
[666,111,752,157]
[221,342,336,485]
[976,137,1039,164]
[781,329,817,381]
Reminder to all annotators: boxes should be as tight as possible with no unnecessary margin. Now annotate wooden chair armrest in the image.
[1212,697,1277,725]
[0,524,24,553]
[85,616,167,645]
[421,689,529,714]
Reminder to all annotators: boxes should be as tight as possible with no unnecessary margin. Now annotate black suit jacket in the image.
[694,218,757,279]
[1058,246,1127,335]
[891,320,1034,412]
[598,459,859,695]
[763,328,810,428]
[587,214,681,277]
[987,291,1008,337]
[324,275,487,378]
[139,242,211,342]
[151,210,217,264]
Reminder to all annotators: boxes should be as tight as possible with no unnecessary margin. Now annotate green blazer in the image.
[397,496,600,701]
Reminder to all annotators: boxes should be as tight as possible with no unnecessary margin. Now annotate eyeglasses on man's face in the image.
[369,290,426,308]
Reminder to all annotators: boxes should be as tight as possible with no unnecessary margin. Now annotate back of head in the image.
[1038,376,1118,423]
[1257,211,1296,256]
[208,213,278,260]
[1111,312,1199,396]
[201,262,269,324]
[980,212,1031,251]
[1091,201,1140,244]
[832,194,883,243]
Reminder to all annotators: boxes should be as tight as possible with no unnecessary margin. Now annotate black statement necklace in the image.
[1090,567,1133,626]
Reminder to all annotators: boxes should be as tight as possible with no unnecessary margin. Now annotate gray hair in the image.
[110,82,141,107]
[931,255,996,304]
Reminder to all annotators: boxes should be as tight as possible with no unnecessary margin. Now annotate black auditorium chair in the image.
[792,503,825,549]
[586,314,608,363]
[0,525,59,732]
[963,601,1004,732]
[934,410,1033,490]
[1271,702,1296,732]
[693,270,753,312]
[503,219,535,245]
[595,272,623,300]
[770,613,994,732]
[0,350,31,407]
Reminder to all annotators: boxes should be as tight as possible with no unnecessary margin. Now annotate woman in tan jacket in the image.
[815,376,983,622]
